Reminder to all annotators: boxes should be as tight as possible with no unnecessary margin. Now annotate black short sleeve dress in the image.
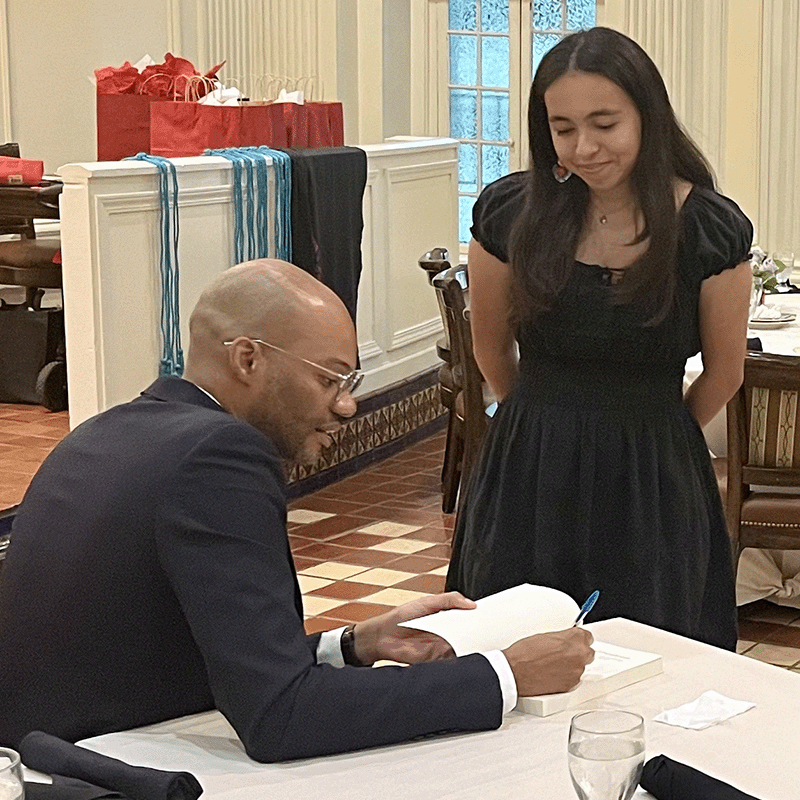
[445,172,753,650]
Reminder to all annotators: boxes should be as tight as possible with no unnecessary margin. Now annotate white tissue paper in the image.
[277,89,304,104]
[198,82,243,106]
[653,690,755,730]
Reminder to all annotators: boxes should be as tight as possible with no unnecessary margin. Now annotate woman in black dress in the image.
[445,28,753,650]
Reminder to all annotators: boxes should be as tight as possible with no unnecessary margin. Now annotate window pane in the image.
[532,32,562,77]
[450,35,477,85]
[449,0,477,31]
[459,143,478,192]
[459,195,476,244]
[533,0,563,30]
[481,0,509,32]
[482,144,509,185]
[567,0,597,30]
[450,89,478,139]
[481,36,509,87]
[481,91,509,141]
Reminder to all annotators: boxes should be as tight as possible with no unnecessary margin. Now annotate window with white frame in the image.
[448,0,597,242]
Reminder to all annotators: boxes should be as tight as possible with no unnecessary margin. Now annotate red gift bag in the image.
[97,94,156,161]
[283,102,345,147]
[149,102,291,157]
[97,92,344,160]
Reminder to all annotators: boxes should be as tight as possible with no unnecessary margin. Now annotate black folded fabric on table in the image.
[640,754,761,800]
[25,775,127,800]
[19,732,203,800]
[746,337,763,351]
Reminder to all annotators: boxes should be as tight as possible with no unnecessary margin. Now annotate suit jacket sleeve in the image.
[154,421,502,762]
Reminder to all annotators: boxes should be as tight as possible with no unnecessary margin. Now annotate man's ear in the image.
[225,338,261,385]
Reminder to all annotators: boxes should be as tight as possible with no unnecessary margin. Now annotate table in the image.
[78,618,798,800]
[685,292,800,608]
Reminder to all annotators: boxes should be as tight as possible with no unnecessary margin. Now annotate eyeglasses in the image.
[223,338,363,399]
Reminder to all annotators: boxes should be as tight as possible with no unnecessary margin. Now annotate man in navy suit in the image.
[0,260,593,761]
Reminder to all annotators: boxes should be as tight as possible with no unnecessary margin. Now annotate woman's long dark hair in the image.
[509,27,715,325]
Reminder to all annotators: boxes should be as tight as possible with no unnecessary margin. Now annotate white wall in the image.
[3,0,170,172]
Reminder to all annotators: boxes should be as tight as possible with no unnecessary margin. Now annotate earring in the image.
[552,162,572,183]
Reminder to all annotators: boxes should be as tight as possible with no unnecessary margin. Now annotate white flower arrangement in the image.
[750,245,779,292]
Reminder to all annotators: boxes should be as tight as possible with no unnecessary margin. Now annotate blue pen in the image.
[574,590,600,626]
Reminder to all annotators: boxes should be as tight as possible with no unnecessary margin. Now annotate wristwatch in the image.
[340,624,367,667]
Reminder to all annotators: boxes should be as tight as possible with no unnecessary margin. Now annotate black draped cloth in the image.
[284,147,367,326]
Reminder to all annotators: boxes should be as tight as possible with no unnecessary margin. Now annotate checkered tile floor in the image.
[2,402,800,672]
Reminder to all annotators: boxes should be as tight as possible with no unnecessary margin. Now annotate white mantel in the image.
[57,138,458,428]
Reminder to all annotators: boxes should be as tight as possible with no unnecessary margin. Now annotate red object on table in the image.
[97,96,344,161]
[0,157,44,186]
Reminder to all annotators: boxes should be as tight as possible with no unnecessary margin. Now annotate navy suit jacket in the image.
[0,378,501,760]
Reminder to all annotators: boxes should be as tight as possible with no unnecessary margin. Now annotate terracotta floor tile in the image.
[308,582,384,601]
[737,619,787,643]
[412,543,452,559]
[405,526,452,544]
[309,548,395,568]
[323,602,395,623]
[394,573,447,594]
[327,531,391,549]
[367,463,424,478]
[292,556,324,572]
[762,625,800,648]
[295,515,370,540]
[383,554,450,573]
[304,617,342,635]
[292,542,358,561]
[292,496,368,515]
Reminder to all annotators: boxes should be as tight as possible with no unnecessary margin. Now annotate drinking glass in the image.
[0,748,24,800]
[568,710,644,800]
[772,251,795,292]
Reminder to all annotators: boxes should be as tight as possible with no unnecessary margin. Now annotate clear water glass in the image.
[0,748,24,800]
[568,710,645,800]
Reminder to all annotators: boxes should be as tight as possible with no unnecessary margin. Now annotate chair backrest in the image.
[433,264,488,482]
[726,351,800,547]
[419,248,452,354]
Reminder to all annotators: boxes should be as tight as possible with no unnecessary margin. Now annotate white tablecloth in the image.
[77,618,800,800]
[685,293,800,607]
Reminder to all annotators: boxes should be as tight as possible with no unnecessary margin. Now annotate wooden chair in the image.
[722,352,800,576]
[433,263,495,513]
[419,248,460,511]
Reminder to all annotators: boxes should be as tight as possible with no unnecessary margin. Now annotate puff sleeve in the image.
[469,171,528,263]
[681,187,753,281]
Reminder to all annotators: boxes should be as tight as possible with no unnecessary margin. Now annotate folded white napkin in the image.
[750,304,783,320]
[653,690,755,730]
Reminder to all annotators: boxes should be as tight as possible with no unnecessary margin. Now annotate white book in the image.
[518,640,662,716]
[399,583,663,715]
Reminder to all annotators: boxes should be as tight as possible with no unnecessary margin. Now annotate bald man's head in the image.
[183,260,359,464]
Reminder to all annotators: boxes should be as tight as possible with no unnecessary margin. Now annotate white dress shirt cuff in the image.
[319,630,517,713]
[317,627,347,668]
[480,650,518,714]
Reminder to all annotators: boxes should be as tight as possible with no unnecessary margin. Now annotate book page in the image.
[398,583,580,656]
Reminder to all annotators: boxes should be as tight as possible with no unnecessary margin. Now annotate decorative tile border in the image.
[286,368,447,498]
